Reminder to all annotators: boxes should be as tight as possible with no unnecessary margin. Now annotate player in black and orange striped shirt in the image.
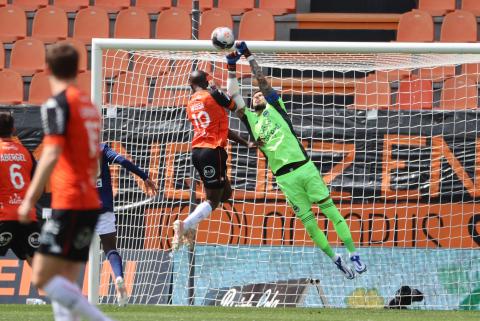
[18,43,114,321]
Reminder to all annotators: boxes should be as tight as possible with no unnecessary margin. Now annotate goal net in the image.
[90,40,480,310]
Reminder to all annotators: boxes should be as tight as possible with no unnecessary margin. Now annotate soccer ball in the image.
[211,27,235,51]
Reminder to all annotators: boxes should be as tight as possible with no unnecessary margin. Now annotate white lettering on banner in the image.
[220,288,280,308]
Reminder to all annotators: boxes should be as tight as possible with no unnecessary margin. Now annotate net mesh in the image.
[96,48,480,309]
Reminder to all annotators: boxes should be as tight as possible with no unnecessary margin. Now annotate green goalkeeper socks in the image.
[300,213,335,258]
[319,198,356,253]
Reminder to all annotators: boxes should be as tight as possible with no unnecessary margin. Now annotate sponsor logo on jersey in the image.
[0,232,13,246]
[28,232,40,248]
[8,193,23,205]
[203,166,216,178]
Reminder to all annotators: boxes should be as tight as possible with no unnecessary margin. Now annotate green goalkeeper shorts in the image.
[275,161,330,218]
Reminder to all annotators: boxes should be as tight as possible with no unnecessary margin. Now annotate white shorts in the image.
[95,211,117,235]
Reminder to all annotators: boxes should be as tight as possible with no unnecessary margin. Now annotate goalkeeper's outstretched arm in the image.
[235,42,276,101]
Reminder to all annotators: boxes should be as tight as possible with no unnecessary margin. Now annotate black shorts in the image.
[38,209,101,262]
[192,147,228,189]
[0,221,41,260]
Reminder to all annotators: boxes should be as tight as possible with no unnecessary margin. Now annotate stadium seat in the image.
[115,8,150,39]
[440,10,477,42]
[132,54,171,77]
[73,7,109,44]
[0,5,27,43]
[353,75,391,110]
[418,0,455,16]
[10,38,45,76]
[95,0,130,13]
[150,73,190,108]
[198,8,233,40]
[136,0,171,14]
[77,70,91,96]
[440,75,478,110]
[53,0,88,13]
[176,0,213,12]
[462,63,480,82]
[396,10,434,42]
[12,0,48,11]
[156,8,191,39]
[258,0,296,16]
[396,77,433,110]
[0,69,23,104]
[103,50,129,78]
[58,38,88,72]
[239,9,275,41]
[28,72,51,105]
[110,72,149,107]
[462,0,480,16]
[0,43,4,70]
[217,0,254,15]
[0,0,6,6]
[32,6,68,43]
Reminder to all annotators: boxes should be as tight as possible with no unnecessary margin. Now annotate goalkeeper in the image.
[225,42,366,279]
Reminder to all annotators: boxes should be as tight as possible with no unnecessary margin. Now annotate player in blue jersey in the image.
[96,143,157,306]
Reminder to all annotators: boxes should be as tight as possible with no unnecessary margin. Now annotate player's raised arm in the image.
[235,41,277,103]
[103,144,157,196]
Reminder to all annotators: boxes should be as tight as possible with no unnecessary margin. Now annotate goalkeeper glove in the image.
[235,41,251,58]
[226,51,240,72]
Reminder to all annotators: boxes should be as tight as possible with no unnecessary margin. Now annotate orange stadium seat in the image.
[12,0,47,11]
[199,8,233,40]
[115,8,150,39]
[136,0,171,14]
[217,0,254,15]
[32,6,68,43]
[77,70,91,96]
[28,72,51,105]
[396,10,434,42]
[132,54,171,77]
[156,8,191,39]
[440,75,478,110]
[418,0,455,16]
[58,38,88,72]
[441,10,477,42]
[353,75,391,110]
[462,0,480,16]
[73,7,109,44]
[150,71,191,108]
[0,69,23,104]
[0,0,6,6]
[176,0,213,12]
[10,38,45,76]
[53,0,88,13]
[259,0,296,16]
[0,5,27,42]
[0,43,4,70]
[103,50,129,78]
[95,0,129,13]
[110,72,149,107]
[239,9,275,40]
[396,77,433,110]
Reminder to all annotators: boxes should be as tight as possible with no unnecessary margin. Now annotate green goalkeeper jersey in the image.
[242,95,308,175]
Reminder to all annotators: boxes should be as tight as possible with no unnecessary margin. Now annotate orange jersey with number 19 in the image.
[0,138,35,221]
[41,85,101,210]
[186,88,235,149]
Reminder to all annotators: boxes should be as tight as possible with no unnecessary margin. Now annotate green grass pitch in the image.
[0,305,478,321]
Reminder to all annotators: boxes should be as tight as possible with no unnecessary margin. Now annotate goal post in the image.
[89,39,480,309]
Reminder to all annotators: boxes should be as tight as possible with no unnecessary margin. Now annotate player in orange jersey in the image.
[172,70,257,250]
[0,111,39,266]
[18,43,114,321]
